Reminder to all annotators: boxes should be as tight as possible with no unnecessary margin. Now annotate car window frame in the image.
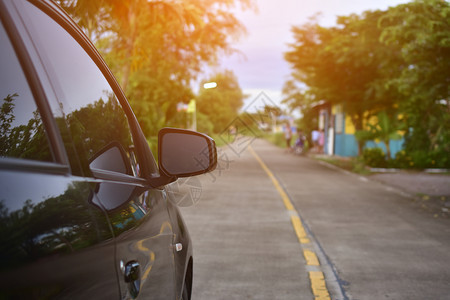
[0,0,70,175]
[5,0,160,183]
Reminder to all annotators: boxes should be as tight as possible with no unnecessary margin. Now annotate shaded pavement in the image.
[365,170,449,218]
[310,154,450,218]
[369,171,450,196]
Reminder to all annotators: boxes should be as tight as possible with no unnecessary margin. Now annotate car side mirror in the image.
[158,128,217,177]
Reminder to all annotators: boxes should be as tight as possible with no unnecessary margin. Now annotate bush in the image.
[363,148,449,170]
[362,148,387,168]
[409,150,430,169]
[431,151,450,168]
[391,150,413,168]
[408,150,449,169]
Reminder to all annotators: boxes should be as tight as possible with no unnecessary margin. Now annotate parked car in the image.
[0,0,217,298]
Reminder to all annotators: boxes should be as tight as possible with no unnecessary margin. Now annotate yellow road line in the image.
[136,240,156,281]
[303,249,320,266]
[249,146,331,300]
[291,214,311,244]
[248,146,295,211]
[309,271,330,300]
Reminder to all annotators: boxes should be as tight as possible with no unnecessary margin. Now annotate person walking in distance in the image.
[311,129,319,152]
[284,122,292,152]
[318,129,325,154]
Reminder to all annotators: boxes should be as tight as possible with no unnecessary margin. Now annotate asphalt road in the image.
[179,138,450,300]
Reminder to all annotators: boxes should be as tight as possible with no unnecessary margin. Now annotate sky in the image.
[207,0,410,113]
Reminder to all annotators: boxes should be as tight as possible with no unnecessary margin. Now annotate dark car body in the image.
[0,0,216,298]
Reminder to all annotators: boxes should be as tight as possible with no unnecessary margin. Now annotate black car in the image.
[0,0,217,298]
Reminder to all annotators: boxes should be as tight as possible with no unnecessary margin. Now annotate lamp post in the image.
[187,99,196,130]
[189,82,217,131]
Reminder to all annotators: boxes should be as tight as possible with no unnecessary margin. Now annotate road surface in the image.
[179,138,450,300]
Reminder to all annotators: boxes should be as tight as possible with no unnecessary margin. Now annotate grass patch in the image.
[315,156,371,175]
[263,132,289,149]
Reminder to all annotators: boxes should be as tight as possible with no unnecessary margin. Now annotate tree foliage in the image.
[284,0,450,167]
[379,0,450,165]
[56,0,253,136]
[196,70,246,133]
[285,10,398,153]
[0,94,52,161]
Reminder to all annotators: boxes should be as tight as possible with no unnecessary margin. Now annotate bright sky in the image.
[209,0,410,113]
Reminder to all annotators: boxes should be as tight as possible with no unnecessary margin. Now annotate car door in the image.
[0,2,119,298]
[8,0,179,298]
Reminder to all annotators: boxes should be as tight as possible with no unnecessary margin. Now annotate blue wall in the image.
[334,134,359,157]
[365,139,404,158]
[334,133,404,158]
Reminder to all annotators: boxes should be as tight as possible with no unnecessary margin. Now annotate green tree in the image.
[0,94,16,153]
[56,0,254,136]
[379,0,450,167]
[282,80,317,141]
[196,70,246,133]
[284,10,400,155]
[0,94,51,161]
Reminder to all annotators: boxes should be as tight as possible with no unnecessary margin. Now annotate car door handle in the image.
[124,261,141,298]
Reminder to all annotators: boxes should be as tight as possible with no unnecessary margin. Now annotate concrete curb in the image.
[370,168,450,174]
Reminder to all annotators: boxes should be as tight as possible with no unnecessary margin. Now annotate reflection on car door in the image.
[0,173,120,298]
[12,1,178,298]
[95,186,177,299]
[0,10,118,297]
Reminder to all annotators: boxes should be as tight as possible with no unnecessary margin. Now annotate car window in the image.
[0,21,52,162]
[17,1,140,178]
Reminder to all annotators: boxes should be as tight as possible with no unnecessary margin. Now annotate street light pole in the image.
[193,102,197,131]
[187,99,196,131]
[190,81,217,132]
